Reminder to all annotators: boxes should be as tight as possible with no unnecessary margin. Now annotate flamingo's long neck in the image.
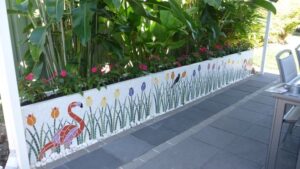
[68,105,85,136]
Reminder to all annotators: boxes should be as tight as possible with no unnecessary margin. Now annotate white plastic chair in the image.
[276,49,298,83]
[275,49,300,140]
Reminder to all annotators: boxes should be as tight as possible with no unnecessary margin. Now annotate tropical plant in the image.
[9,0,276,103]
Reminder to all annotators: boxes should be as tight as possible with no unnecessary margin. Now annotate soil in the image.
[0,105,9,168]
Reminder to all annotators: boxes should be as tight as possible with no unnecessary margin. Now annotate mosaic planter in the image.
[22,50,254,167]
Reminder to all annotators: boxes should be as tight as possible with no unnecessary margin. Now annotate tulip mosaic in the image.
[22,51,254,167]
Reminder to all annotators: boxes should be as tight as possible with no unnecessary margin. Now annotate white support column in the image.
[0,0,30,169]
[260,11,272,74]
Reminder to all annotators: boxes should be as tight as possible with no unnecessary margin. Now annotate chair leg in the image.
[283,123,295,142]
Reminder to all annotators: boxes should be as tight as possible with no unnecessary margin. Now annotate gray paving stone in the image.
[275,149,297,169]
[260,91,274,97]
[176,107,215,123]
[208,94,241,106]
[167,129,195,145]
[65,149,89,161]
[243,79,270,88]
[257,92,274,98]
[44,156,70,169]
[210,116,252,135]
[224,137,268,165]
[192,126,237,149]
[232,84,260,93]
[250,95,276,106]
[102,135,153,163]
[254,115,273,129]
[120,158,144,169]
[227,108,267,123]
[64,148,122,169]
[238,101,274,116]
[152,142,173,153]
[201,151,262,169]
[242,125,271,144]
[155,112,198,133]
[280,135,300,155]
[139,149,159,161]
[194,100,228,114]
[260,145,299,169]
[221,89,249,99]
[250,77,275,83]
[131,124,177,146]
[290,126,300,138]
[139,138,219,169]
[54,165,69,169]
[261,73,279,79]
[85,141,106,153]
[251,74,278,81]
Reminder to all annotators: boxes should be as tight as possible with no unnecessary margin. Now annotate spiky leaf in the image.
[45,0,64,22]
[204,0,222,9]
[72,2,96,46]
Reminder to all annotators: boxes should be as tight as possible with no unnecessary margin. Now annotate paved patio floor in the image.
[41,73,299,169]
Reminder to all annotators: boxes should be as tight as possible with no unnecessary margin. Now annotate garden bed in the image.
[22,50,254,167]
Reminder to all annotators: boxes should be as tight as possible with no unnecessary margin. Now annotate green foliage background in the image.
[8,0,276,103]
[268,0,300,44]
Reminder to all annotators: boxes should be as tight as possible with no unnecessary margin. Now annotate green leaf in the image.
[252,0,276,14]
[104,0,121,10]
[160,10,182,30]
[59,78,64,83]
[186,7,198,15]
[168,0,186,22]
[45,0,64,22]
[113,0,121,10]
[168,0,197,39]
[143,0,170,10]
[127,0,160,23]
[29,44,42,62]
[127,0,147,16]
[72,1,96,46]
[32,63,44,79]
[29,27,47,63]
[16,0,26,4]
[204,0,222,9]
[13,0,30,13]
[7,9,27,15]
[150,22,168,41]
[29,26,47,46]
[101,39,123,59]
[166,39,186,50]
